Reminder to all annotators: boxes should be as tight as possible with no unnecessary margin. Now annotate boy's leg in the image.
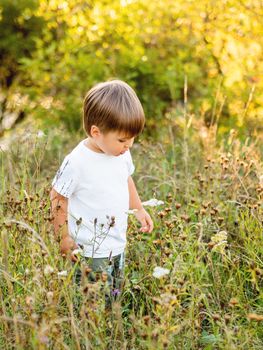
[111,252,125,302]
[72,252,125,309]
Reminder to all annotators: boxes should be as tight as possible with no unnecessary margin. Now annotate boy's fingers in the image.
[144,216,153,233]
[70,248,80,262]
[149,218,154,232]
[71,253,78,263]
[139,218,147,232]
[139,214,153,233]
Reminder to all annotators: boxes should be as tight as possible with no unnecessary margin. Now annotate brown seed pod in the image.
[212,313,221,321]
[153,239,162,246]
[224,314,231,323]
[101,272,108,282]
[158,211,166,219]
[178,278,184,286]
[179,234,187,241]
[207,241,215,249]
[151,330,159,340]
[143,315,151,325]
[200,208,206,216]
[181,214,190,222]
[85,267,92,276]
[229,297,239,306]
[247,313,263,321]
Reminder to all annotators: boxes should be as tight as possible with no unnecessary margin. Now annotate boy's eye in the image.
[118,139,126,143]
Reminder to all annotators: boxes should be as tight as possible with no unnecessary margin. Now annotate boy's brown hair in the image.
[83,79,145,137]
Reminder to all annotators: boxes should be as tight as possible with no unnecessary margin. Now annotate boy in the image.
[50,79,153,307]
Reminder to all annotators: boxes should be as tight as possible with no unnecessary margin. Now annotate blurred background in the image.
[0,0,262,141]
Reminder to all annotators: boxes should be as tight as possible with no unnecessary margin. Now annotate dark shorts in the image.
[72,252,125,309]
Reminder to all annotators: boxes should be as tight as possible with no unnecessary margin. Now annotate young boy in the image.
[50,79,153,306]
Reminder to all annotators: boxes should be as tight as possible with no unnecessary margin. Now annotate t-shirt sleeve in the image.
[126,150,135,176]
[51,155,78,198]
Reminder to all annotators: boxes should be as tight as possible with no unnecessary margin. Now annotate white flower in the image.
[152,266,170,279]
[44,265,54,276]
[72,248,83,256]
[125,209,138,215]
[160,292,178,306]
[210,231,228,254]
[211,231,228,244]
[37,130,45,138]
[57,270,68,277]
[259,175,263,186]
[142,198,164,207]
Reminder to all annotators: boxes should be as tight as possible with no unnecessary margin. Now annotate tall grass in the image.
[0,119,262,349]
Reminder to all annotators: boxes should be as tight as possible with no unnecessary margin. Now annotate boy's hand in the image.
[134,207,154,233]
[60,235,79,262]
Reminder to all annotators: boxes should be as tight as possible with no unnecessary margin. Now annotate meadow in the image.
[1,0,263,348]
[0,115,262,349]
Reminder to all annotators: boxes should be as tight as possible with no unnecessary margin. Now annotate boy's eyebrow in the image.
[118,136,132,140]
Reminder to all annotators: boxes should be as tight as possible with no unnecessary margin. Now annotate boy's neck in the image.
[85,138,104,153]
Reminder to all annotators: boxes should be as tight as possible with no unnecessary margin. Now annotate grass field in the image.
[0,121,263,349]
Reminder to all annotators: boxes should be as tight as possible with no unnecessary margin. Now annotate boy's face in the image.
[90,127,135,156]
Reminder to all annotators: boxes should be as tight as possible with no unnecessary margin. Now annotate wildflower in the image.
[152,266,170,279]
[39,335,49,344]
[44,265,54,276]
[142,198,164,207]
[76,217,82,226]
[224,314,231,323]
[111,288,121,297]
[25,296,34,306]
[259,175,263,186]
[101,272,108,282]
[71,248,83,256]
[158,211,166,218]
[154,292,178,307]
[57,270,68,277]
[125,209,138,215]
[210,231,228,254]
[229,297,239,306]
[47,291,54,303]
[109,216,115,227]
[37,130,45,138]
[180,214,190,222]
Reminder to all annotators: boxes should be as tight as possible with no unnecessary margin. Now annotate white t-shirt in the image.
[51,138,135,258]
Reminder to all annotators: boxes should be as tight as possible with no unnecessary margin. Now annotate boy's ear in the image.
[90,125,101,138]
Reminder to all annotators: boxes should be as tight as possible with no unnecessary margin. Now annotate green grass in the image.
[0,122,262,349]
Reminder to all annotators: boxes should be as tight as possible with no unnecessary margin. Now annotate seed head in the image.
[76,217,82,226]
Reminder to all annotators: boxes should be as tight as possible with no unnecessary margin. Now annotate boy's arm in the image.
[50,188,68,238]
[128,175,143,211]
[50,188,78,261]
[128,176,153,233]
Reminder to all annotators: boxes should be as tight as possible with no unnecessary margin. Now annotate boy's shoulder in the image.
[62,139,86,166]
